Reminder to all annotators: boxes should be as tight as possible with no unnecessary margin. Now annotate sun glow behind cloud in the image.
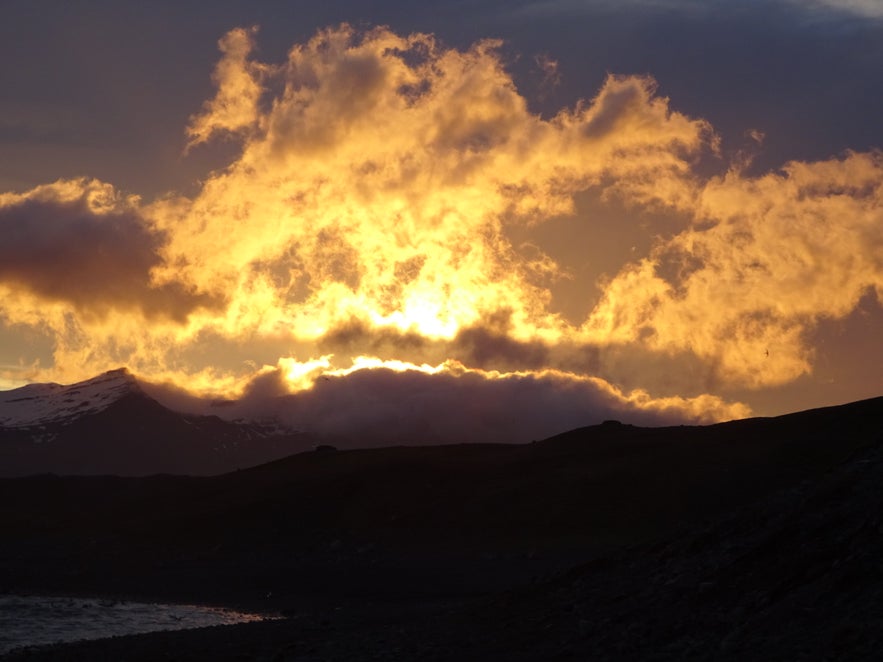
[0,24,880,435]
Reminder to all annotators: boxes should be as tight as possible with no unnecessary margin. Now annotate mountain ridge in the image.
[0,369,317,477]
[0,368,139,429]
[2,368,881,480]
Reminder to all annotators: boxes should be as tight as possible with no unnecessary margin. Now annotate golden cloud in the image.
[587,151,883,387]
[1,24,880,427]
[186,26,266,148]
[152,25,710,347]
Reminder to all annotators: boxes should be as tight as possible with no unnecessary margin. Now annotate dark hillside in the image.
[1,396,880,608]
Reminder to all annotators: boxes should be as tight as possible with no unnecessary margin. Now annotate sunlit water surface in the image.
[0,594,269,654]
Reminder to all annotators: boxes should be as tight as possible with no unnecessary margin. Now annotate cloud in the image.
[0,178,218,322]
[790,0,883,19]
[508,0,883,21]
[186,26,266,148]
[150,25,710,353]
[533,54,561,99]
[283,366,742,444]
[1,23,879,428]
[586,151,883,387]
[507,0,719,19]
[149,359,749,444]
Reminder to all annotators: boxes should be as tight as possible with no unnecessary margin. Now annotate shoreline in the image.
[0,588,281,617]
[0,592,286,659]
[0,591,479,662]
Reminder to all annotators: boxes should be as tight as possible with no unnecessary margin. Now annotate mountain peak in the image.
[0,368,142,428]
[79,367,138,389]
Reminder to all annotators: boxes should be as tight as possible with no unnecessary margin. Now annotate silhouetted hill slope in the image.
[455,411,883,660]
[208,395,883,547]
[0,396,880,600]
[1,396,882,660]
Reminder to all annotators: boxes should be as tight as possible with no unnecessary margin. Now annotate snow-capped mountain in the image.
[0,369,316,477]
[0,368,139,428]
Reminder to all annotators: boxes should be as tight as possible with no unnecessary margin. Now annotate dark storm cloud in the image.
[0,181,219,321]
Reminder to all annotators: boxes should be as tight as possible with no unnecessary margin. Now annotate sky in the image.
[0,0,881,441]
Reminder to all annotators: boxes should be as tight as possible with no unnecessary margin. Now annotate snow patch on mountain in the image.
[0,369,139,428]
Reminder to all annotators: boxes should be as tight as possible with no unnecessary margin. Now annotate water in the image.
[0,594,270,654]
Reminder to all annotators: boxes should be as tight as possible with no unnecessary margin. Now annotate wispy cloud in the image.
[791,0,883,19]
[506,0,883,22]
[507,0,716,17]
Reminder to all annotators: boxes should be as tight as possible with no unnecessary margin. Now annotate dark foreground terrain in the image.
[1,397,882,660]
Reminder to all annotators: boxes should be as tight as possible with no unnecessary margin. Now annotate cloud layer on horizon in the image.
[142,361,749,444]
